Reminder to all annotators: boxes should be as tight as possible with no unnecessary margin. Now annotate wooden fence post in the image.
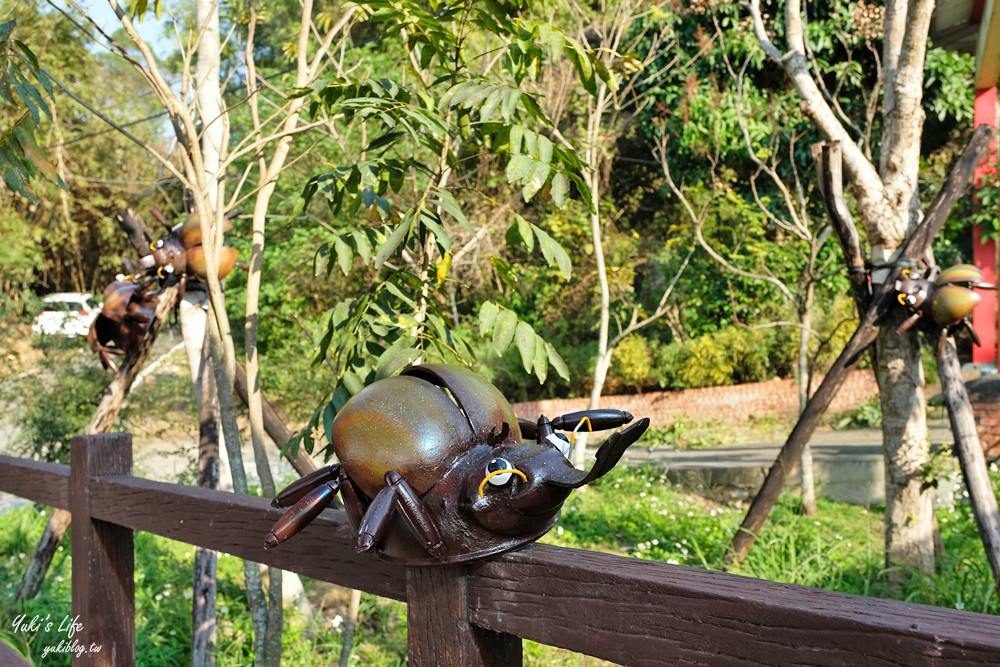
[407,566,521,667]
[70,433,135,667]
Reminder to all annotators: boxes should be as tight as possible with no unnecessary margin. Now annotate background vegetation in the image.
[1,0,997,662]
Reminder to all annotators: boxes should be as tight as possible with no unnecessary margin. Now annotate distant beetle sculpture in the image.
[147,209,239,297]
[88,207,241,371]
[895,263,997,353]
[87,279,159,370]
[265,364,650,565]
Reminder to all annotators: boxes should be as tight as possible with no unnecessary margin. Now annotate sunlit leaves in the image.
[0,20,57,200]
[506,215,572,280]
[294,0,615,459]
[479,300,570,382]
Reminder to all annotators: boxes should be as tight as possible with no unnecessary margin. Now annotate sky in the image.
[76,0,171,57]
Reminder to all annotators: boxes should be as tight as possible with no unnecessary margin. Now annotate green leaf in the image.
[480,88,504,121]
[334,236,353,275]
[490,255,518,289]
[420,210,452,252]
[500,88,521,122]
[505,154,533,183]
[374,216,413,268]
[533,224,572,280]
[551,171,569,208]
[352,229,372,263]
[314,243,331,277]
[533,335,548,383]
[434,188,471,232]
[545,341,570,380]
[516,214,534,252]
[521,160,549,202]
[479,301,499,336]
[322,401,336,445]
[492,309,517,355]
[515,322,535,373]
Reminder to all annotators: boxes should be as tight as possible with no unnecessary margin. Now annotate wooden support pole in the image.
[936,339,1000,597]
[815,142,870,311]
[406,566,521,667]
[70,433,135,667]
[726,125,994,565]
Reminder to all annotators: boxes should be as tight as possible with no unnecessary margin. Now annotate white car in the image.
[32,292,100,338]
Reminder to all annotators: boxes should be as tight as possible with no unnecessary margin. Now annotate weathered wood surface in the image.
[0,455,69,508]
[727,124,995,565]
[407,566,521,667]
[84,475,407,601]
[937,339,1000,597]
[70,434,135,667]
[4,448,1000,665]
[469,544,1000,666]
[0,641,32,667]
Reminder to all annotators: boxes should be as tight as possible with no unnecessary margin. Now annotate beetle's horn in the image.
[545,418,650,489]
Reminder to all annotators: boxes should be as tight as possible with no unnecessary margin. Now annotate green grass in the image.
[1,465,997,665]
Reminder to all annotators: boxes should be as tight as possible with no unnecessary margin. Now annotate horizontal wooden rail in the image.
[0,454,70,509]
[3,444,1000,665]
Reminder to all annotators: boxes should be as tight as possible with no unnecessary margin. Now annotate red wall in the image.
[973,87,998,365]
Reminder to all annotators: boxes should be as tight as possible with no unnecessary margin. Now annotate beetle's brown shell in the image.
[186,245,238,280]
[332,375,474,497]
[331,364,521,499]
[937,264,984,285]
[181,214,234,249]
[930,284,980,326]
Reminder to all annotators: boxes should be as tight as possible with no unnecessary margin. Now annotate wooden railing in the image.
[2,433,1000,666]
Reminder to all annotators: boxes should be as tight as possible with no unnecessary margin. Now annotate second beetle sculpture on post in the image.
[265,364,649,565]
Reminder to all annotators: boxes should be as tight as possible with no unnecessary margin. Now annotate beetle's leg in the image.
[895,311,922,335]
[271,465,341,508]
[936,328,949,355]
[550,409,634,433]
[355,485,396,553]
[338,470,369,525]
[384,471,445,559]
[963,319,981,347]
[264,473,341,549]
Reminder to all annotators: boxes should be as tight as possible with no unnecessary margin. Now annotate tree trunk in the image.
[876,312,933,576]
[798,288,817,516]
[192,330,219,667]
[338,589,363,667]
[580,85,611,470]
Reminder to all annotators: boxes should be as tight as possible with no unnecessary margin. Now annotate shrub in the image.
[608,334,652,392]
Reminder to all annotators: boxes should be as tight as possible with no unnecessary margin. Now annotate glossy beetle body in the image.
[266,364,649,565]
[88,280,159,370]
[147,213,239,291]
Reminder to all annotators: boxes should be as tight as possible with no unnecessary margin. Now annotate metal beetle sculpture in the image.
[265,364,650,565]
[87,279,159,370]
[895,264,997,353]
[147,210,239,298]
